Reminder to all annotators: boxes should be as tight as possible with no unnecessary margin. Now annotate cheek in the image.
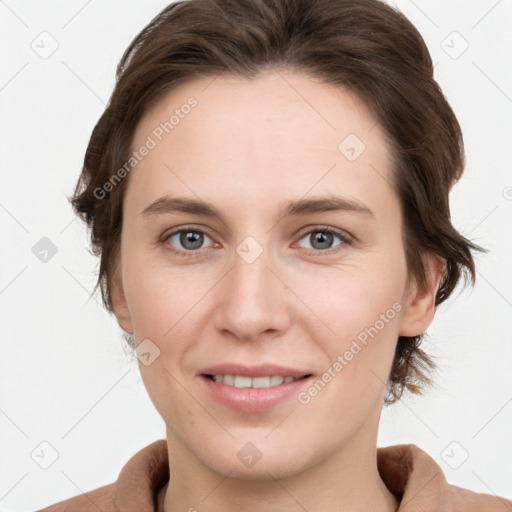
[122,250,208,339]
[303,254,407,397]
[306,256,406,341]
[122,259,205,419]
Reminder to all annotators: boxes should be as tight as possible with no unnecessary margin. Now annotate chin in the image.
[205,452,310,481]
[188,433,319,481]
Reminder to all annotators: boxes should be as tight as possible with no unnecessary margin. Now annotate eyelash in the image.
[161,225,352,258]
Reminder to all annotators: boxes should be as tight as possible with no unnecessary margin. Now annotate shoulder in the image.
[447,483,512,512]
[377,443,512,511]
[37,440,169,512]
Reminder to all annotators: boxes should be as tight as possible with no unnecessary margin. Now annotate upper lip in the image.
[199,363,312,379]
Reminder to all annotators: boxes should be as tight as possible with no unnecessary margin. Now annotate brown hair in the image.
[71,0,484,404]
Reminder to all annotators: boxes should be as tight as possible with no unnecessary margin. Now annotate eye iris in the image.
[174,230,338,251]
[180,231,203,250]
[311,231,333,250]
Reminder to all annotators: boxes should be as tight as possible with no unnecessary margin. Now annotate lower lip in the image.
[199,375,312,412]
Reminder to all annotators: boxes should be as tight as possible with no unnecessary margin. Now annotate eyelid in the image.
[161,224,214,241]
[295,224,352,241]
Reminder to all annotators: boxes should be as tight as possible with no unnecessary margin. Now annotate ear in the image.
[109,267,134,335]
[399,253,446,337]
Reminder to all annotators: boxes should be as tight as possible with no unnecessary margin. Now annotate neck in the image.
[162,412,399,512]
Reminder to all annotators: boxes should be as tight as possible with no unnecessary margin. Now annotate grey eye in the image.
[167,229,212,250]
[297,229,345,251]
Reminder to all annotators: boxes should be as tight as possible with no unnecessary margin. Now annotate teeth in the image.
[253,376,270,388]
[234,376,252,388]
[270,376,284,386]
[210,374,301,388]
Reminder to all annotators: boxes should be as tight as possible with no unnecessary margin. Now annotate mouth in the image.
[198,365,314,412]
[202,374,312,388]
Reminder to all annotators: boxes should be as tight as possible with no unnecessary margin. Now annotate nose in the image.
[213,241,291,342]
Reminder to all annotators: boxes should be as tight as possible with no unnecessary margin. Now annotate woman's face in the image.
[112,69,440,479]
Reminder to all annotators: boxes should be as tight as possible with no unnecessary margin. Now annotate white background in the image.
[1,1,511,510]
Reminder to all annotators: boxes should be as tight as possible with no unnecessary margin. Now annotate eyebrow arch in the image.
[283,196,374,217]
[141,197,228,224]
[140,195,375,222]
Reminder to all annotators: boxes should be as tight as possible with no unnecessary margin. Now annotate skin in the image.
[111,69,444,512]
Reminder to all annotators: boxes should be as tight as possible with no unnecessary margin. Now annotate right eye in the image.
[163,227,216,256]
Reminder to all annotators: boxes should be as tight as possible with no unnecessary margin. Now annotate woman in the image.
[40,0,511,510]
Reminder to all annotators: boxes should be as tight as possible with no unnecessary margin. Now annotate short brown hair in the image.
[71,0,484,404]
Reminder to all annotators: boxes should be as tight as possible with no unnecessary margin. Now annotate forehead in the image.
[127,69,397,220]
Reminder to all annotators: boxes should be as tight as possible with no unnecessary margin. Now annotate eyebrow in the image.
[140,196,375,222]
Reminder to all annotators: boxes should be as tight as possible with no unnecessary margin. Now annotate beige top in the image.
[38,439,512,511]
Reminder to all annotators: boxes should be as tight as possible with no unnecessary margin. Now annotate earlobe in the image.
[110,272,134,335]
[398,253,446,337]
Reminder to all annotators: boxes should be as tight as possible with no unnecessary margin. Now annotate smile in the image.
[200,372,313,412]
[205,374,303,388]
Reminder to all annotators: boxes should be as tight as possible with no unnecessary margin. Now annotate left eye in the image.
[165,229,214,251]
[297,228,347,251]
